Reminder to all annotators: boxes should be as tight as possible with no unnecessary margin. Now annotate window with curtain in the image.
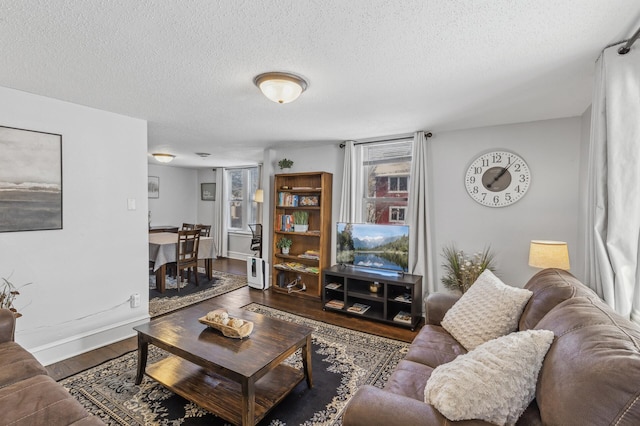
[358,138,413,224]
[226,167,259,232]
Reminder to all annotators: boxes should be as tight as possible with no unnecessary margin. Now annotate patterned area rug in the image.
[148,270,247,317]
[61,304,410,425]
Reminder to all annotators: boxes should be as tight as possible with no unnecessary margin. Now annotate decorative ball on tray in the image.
[199,308,254,339]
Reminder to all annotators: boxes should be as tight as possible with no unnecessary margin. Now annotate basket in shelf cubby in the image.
[271,172,332,299]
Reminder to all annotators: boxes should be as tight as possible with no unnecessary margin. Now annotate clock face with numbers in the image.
[464,150,531,207]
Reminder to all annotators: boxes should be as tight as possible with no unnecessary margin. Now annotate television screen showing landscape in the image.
[336,222,409,273]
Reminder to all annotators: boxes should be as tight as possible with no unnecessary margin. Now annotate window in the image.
[226,167,259,231]
[388,176,408,192]
[357,138,413,224]
[389,206,406,222]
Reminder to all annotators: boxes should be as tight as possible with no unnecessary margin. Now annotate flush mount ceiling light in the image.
[152,153,175,163]
[254,72,308,104]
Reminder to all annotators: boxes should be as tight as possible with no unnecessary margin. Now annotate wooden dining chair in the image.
[195,224,212,277]
[182,223,196,230]
[195,224,211,237]
[176,229,201,291]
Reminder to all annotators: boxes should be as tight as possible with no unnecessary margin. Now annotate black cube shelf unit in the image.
[321,264,423,330]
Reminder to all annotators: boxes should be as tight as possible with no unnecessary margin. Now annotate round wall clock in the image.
[464,150,531,207]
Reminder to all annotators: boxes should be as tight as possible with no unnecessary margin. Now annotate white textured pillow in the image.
[424,329,555,426]
[441,269,532,350]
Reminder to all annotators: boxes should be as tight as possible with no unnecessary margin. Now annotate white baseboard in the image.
[30,313,150,367]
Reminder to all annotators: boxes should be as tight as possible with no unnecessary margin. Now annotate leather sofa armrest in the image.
[343,385,449,426]
[0,308,16,343]
[424,292,461,326]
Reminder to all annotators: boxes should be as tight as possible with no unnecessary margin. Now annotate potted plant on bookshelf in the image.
[293,211,309,233]
[276,237,293,255]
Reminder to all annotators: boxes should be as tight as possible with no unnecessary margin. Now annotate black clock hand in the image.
[486,161,514,189]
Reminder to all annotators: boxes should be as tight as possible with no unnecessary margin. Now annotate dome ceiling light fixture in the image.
[152,153,175,163]
[254,72,308,104]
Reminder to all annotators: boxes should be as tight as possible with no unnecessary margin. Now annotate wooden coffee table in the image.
[133,305,313,425]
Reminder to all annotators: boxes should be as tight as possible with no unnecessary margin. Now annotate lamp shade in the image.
[152,153,175,163]
[254,72,308,104]
[254,189,264,203]
[528,240,570,270]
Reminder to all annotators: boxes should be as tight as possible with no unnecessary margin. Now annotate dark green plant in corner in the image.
[0,277,30,318]
[278,158,294,170]
[441,245,496,294]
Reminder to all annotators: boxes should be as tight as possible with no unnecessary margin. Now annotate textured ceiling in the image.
[2,1,640,167]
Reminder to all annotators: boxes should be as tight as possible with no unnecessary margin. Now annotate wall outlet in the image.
[130,293,140,308]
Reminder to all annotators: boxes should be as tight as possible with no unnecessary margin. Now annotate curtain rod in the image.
[618,25,640,55]
[339,132,432,148]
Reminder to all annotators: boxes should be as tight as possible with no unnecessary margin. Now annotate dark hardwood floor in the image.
[47,258,422,381]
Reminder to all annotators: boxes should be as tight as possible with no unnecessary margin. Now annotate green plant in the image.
[276,237,293,249]
[0,277,30,318]
[278,158,294,170]
[441,245,496,293]
[293,210,309,225]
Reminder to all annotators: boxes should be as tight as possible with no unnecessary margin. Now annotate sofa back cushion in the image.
[534,296,640,425]
[519,268,597,331]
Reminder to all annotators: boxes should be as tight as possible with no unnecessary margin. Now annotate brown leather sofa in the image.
[0,308,105,425]
[343,268,640,425]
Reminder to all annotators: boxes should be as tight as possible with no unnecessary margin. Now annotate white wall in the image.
[267,118,583,297]
[0,86,149,365]
[148,164,198,227]
[197,168,216,226]
[429,118,582,290]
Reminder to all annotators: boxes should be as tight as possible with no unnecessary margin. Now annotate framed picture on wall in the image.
[201,183,215,201]
[0,125,63,232]
[148,176,159,198]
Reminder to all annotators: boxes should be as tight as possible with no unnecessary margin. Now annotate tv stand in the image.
[321,265,423,330]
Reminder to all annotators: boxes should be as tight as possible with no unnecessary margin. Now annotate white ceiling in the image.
[2,1,640,168]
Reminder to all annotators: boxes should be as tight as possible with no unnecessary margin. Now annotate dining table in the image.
[149,232,217,293]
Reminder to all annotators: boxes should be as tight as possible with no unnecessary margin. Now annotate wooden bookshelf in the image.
[271,172,332,299]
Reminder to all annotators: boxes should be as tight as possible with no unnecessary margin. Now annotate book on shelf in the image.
[393,310,412,324]
[274,262,319,275]
[325,282,342,290]
[278,192,299,207]
[347,303,371,314]
[277,214,293,232]
[325,299,344,309]
[298,249,320,260]
[393,293,412,303]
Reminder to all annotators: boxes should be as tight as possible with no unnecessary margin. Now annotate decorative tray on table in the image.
[198,308,254,339]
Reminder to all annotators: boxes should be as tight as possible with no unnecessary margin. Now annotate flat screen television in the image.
[336,222,410,274]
